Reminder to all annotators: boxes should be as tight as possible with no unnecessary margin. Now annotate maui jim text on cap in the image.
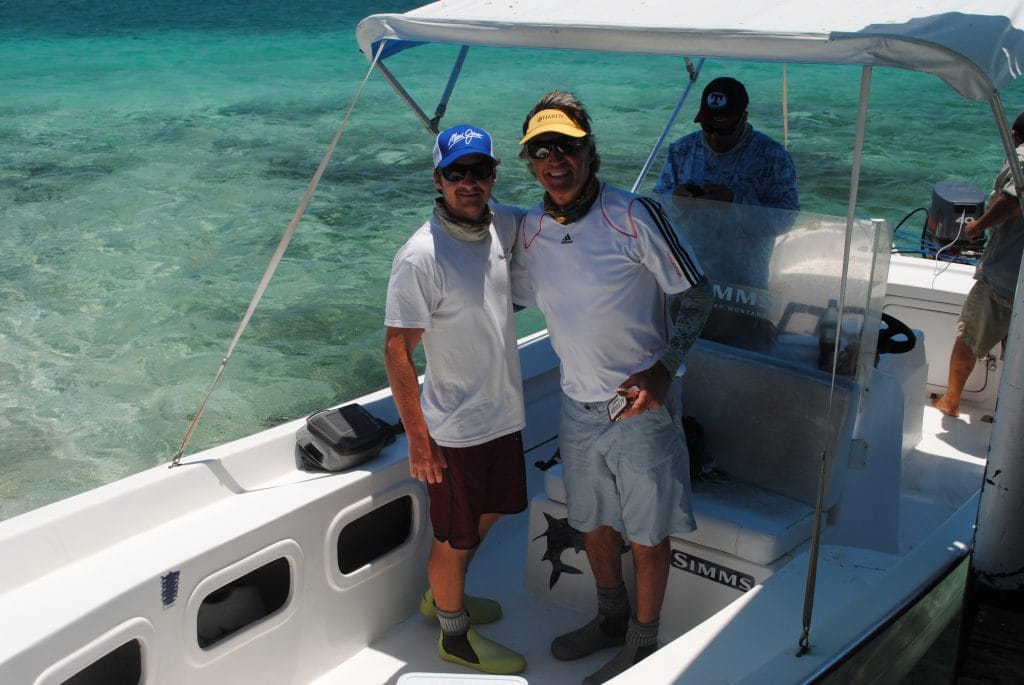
[520,109,588,144]
[433,124,496,169]
[694,77,749,125]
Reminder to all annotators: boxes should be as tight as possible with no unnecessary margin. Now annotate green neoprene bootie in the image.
[437,627,526,675]
[419,588,503,624]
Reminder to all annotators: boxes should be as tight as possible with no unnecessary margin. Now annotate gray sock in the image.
[436,606,470,636]
[582,617,659,685]
[626,616,658,649]
[596,583,630,616]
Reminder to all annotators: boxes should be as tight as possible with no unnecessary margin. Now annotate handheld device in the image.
[607,390,634,421]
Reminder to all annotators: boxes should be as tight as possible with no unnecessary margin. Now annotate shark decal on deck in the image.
[533,513,585,588]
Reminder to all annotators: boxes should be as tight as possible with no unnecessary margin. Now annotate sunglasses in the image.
[440,160,495,182]
[525,137,587,160]
[700,118,743,137]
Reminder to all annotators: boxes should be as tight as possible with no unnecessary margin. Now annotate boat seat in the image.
[543,339,860,566]
[544,466,816,566]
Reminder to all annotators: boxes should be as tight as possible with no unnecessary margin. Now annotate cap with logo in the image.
[1014,111,1024,133]
[519,109,588,145]
[433,124,496,169]
[694,77,749,125]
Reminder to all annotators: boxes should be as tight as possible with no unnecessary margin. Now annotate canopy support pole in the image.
[990,93,1024,194]
[373,60,434,133]
[631,57,704,193]
[374,45,470,136]
[429,45,470,134]
[955,92,1024,678]
[798,64,872,655]
[782,64,790,149]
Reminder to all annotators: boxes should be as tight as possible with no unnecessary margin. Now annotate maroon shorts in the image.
[427,431,527,550]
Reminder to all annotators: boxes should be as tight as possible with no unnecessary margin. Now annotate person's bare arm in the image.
[383,326,446,483]
[966,191,1024,239]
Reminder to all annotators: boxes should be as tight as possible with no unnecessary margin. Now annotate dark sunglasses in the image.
[525,137,587,160]
[440,160,495,182]
[700,118,743,137]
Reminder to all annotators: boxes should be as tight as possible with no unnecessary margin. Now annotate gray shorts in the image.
[559,382,696,547]
[958,280,1012,359]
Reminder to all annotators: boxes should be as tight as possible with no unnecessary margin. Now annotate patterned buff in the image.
[433,197,494,241]
[543,174,600,224]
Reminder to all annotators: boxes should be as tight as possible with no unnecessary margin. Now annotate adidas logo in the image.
[560,234,573,244]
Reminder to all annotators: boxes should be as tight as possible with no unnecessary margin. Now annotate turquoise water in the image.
[1,0,1022,520]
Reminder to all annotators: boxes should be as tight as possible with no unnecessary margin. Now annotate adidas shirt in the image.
[511,183,704,402]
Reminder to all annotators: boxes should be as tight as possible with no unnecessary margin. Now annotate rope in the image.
[169,42,387,468]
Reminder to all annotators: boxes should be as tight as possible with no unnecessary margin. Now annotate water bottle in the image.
[818,299,838,371]
[838,316,861,375]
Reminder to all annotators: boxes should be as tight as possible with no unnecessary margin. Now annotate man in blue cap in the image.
[384,124,527,674]
[654,76,799,210]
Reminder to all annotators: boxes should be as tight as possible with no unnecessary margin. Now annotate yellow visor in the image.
[519,109,588,144]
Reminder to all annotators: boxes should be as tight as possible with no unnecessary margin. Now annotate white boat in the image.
[3,1,1022,683]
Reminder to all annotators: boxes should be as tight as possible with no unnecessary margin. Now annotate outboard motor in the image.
[921,181,986,261]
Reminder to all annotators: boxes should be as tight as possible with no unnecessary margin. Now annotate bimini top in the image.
[356,0,1024,101]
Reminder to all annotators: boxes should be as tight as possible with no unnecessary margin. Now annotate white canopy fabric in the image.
[356,0,1024,101]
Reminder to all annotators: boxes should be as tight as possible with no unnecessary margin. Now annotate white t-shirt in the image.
[385,204,526,447]
[512,184,704,402]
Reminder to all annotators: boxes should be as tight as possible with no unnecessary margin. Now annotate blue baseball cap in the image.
[433,124,495,168]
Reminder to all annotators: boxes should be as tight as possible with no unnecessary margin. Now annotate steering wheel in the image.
[876,313,916,355]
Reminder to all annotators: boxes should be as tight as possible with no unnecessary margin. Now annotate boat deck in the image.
[0,333,995,685]
[312,397,991,685]
[310,452,606,685]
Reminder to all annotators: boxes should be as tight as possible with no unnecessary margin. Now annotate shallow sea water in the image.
[1,1,1020,534]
